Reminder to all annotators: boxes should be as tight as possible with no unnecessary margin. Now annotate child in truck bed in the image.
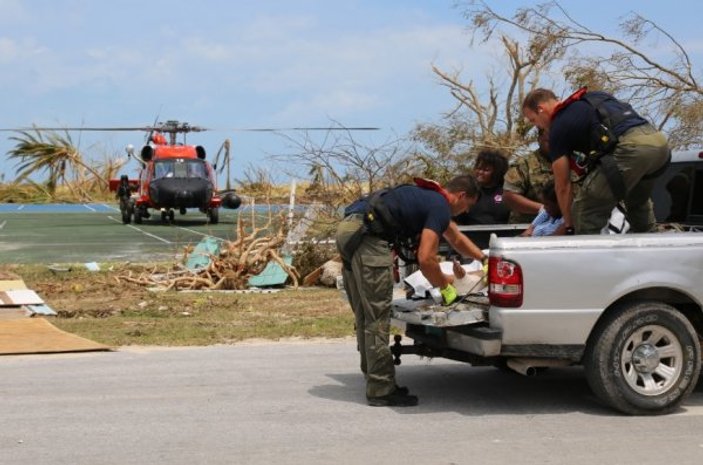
[521,180,565,237]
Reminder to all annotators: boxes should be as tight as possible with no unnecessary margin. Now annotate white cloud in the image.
[0,37,18,62]
[272,89,381,122]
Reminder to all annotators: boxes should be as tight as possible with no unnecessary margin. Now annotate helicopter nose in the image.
[150,177,211,209]
[176,190,193,201]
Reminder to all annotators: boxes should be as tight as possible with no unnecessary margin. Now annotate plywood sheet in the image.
[0,318,110,355]
[0,280,27,291]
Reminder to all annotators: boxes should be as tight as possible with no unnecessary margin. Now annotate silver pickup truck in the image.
[392,231,703,415]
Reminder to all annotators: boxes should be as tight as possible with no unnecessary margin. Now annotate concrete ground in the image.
[0,203,277,264]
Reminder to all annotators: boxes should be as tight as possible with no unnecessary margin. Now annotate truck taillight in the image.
[488,256,523,307]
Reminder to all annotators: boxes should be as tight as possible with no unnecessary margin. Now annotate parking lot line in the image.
[106,216,172,244]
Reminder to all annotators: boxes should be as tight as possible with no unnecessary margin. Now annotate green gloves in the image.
[440,283,458,305]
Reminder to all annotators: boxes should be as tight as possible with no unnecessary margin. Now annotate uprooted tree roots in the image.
[118,210,299,291]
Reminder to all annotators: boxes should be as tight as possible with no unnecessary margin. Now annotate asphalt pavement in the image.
[1,340,702,465]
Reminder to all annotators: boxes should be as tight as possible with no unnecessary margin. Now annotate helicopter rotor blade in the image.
[226,127,379,132]
[0,127,153,132]
[0,125,379,133]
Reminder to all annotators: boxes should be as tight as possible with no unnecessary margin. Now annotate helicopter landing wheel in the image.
[160,210,171,224]
[169,210,175,222]
[134,208,143,224]
[179,207,186,215]
[208,207,219,225]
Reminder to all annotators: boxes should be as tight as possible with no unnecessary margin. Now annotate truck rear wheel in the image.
[584,301,700,415]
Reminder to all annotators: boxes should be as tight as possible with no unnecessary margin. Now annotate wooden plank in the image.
[0,280,27,291]
[0,290,44,306]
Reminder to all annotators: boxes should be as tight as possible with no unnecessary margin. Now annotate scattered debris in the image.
[185,236,223,271]
[0,278,56,324]
[118,209,299,290]
[84,262,100,272]
[319,258,343,287]
[48,264,71,273]
[248,255,293,287]
[303,255,342,287]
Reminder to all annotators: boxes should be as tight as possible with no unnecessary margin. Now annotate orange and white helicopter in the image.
[111,120,240,225]
[2,120,378,225]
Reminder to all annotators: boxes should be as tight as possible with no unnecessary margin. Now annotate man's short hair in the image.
[445,174,480,197]
[522,88,557,111]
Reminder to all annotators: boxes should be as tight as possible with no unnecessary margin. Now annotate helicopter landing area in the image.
[0,203,260,265]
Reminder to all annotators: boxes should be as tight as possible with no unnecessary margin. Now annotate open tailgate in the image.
[391,293,489,327]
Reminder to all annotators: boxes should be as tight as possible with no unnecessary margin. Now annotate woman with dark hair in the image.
[454,149,511,225]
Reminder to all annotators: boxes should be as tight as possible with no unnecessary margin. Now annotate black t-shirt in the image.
[454,184,510,225]
[345,185,451,237]
[548,100,599,162]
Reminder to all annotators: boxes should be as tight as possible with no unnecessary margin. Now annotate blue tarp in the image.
[248,256,293,287]
[185,237,223,270]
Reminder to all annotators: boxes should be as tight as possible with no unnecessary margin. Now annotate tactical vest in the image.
[340,178,449,268]
[552,88,655,201]
[553,87,648,161]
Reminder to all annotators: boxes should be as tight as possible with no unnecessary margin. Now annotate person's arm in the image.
[417,228,453,289]
[550,222,567,236]
[502,191,543,216]
[552,157,573,232]
[442,221,486,262]
[520,224,535,237]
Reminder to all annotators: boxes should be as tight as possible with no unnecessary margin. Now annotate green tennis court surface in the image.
[0,203,276,264]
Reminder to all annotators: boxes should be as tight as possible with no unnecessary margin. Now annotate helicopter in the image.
[110,120,240,225]
[2,120,379,225]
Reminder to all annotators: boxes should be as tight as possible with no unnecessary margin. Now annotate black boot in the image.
[367,389,418,407]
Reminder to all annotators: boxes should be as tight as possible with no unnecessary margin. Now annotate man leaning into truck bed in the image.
[336,175,487,407]
[521,87,670,234]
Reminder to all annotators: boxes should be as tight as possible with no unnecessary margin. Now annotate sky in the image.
[0,0,701,186]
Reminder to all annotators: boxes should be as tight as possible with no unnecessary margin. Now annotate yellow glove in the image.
[440,284,458,306]
[481,257,489,286]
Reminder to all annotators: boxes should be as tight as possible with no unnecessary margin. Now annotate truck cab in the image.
[651,149,703,226]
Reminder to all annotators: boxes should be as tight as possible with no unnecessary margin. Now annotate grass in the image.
[1,263,355,347]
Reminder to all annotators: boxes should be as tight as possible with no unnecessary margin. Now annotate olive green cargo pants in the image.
[336,214,396,398]
[573,124,670,234]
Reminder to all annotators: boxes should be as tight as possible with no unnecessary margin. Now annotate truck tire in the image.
[584,301,700,415]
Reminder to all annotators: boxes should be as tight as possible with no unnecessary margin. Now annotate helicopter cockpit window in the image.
[154,161,175,179]
[154,160,208,179]
[184,160,208,179]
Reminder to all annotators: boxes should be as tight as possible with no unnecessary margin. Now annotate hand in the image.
[452,259,466,279]
[479,257,489,286]
[440,284,457,305]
